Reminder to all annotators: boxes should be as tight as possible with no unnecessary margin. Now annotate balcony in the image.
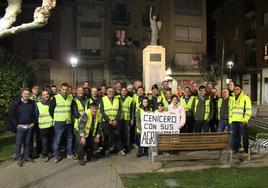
[80,49,101,58]
[112,12,130,25]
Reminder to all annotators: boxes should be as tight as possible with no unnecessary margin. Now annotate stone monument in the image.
[143,7,166,92]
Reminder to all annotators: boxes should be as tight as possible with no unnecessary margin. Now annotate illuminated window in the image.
[264,43,268,61]
[115,29,126,46]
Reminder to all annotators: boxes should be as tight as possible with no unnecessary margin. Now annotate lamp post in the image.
[226,60,234,79]
[70,56,78,86]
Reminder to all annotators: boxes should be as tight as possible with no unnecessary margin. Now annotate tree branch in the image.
[0,0,56,39]
[0,0,22,31]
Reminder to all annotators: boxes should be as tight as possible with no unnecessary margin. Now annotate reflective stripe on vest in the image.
[74,98,89,130]
[102,96,120,120]
[194,97,210,121]
[37,102,53,129]
[54,94,73,123]
[120,96,133,120]
[83,110,102,137]
[180,96,194,111]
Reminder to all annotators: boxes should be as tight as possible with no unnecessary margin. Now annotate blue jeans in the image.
[16,127,33,160]
[231,122,249,152]
[136,134,148,156]
[217,120,231,132]
[194,121,209,132]
[53,123,73,159]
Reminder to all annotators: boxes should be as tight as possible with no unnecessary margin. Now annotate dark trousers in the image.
[231,122,249,152]
[119,120,130,151]
[40,127,54,156]
[75,131,94,161]
[136,134,148,156]
[30,123,42,157]
[129,121,136,146]
[16,127,33,160]
[53,123,73,159]
[102,121,123,152]
[181,116,194,133]
[209,119,218,132]
[217,119,231,132]
[194,120,209,133]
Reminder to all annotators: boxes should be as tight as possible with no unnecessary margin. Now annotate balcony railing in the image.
[112,12,130,25]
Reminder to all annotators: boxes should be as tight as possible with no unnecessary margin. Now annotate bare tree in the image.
[0,0,56,39]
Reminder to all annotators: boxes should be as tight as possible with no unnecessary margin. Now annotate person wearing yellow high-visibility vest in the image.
[192,85,215,132]
[216,88,233,132]
[159,80,170,98]
[119,87,135,152]
[36,90,53,162]
[29,85,42,158]
[160,89,172,110]
[72,86,90,131]
[99,87,125,156]
[132,86,146,148]
[76,104,102,166]
[49,83,74,163]
[135,97,152,158]
[89,87,101,106]
[51,85,58,98]
[180,87,195,133]
[230,85,252,155]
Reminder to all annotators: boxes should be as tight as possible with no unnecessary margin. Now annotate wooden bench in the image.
[150,132,232,169]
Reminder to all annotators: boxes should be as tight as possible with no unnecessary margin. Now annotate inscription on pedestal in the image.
[150,53,161,62]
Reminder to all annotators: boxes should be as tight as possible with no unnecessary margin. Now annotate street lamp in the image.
[226,60,234,79]
[69,56,79,86]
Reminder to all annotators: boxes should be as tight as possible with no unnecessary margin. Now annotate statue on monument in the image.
[149,6,162,46]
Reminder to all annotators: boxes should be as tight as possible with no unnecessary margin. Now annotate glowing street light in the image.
[226,60,234,79]
[70,56,78,68]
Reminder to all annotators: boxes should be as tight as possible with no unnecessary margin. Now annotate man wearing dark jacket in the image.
[8,88,36,167]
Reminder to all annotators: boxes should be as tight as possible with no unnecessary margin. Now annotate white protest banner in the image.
[140,111,180,147]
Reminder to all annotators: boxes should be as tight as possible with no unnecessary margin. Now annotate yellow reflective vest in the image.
[37,102,53,129]
[180,96,195,114]
[194,97,211,121]
[54,94,73,123]
[217,97,233,124]
[82,109,102,138]
[229,91,252,124]
[120,96,133,121]
[102,96,120,120]
[73,98,90,130]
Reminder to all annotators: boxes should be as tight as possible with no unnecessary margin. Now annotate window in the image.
[175,25,202,42]
[115,29,126,46]
[189,27,202,41]
[264,12,268,25]
[174,0,202,16]
[80,37,101,56]
[174,53,201,70]
[114,3,128,23]
[264,43,268,61]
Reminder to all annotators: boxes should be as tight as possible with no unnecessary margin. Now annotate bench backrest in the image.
[157,133,230,152]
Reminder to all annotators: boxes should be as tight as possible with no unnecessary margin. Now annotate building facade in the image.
[0,0,207,89]
[214,0,268,104]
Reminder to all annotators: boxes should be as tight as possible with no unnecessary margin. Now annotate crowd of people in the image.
[7,80,252,167]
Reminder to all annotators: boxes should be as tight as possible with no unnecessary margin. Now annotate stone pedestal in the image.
[143,45,166,92]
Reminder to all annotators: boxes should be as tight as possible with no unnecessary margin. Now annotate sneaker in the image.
[118,150,126,156]
[79,160,85,166]
[54,158,60,163]
[43,156,49,162]
[17,160,23,167]
[67,155,76,160]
